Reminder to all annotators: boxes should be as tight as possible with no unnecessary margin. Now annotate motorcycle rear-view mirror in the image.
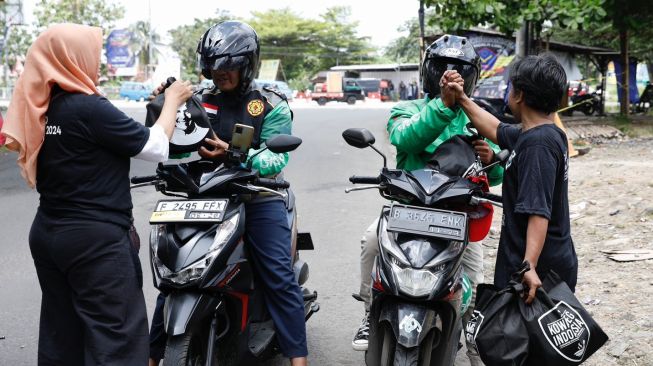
[266,134,303,153]
[342,128,376,148]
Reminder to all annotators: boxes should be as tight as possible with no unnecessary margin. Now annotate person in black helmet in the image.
[351,35,503,366]
[148,21,308,366]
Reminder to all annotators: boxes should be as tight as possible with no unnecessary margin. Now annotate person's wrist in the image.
[524,258,537,270]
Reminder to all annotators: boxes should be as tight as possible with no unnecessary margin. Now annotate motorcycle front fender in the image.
[164,292,220,336]
[379,299,439,348]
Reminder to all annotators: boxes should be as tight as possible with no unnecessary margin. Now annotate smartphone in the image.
[231,124,254,153]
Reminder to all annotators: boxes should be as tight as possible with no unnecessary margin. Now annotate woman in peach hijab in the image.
[1,23,192,365]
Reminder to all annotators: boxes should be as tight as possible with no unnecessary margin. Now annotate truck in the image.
[311,72,365,105]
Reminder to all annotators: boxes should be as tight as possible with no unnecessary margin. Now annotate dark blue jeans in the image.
[149,199,307,359]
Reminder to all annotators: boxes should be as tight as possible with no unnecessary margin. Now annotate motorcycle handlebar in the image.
[254,178,290,189]
[349,175,381,184]
[482,192,503,203]
[130,175,159,184]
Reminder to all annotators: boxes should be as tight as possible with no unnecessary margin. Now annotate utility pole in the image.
[2,0,23,96]
[147,0,153,81]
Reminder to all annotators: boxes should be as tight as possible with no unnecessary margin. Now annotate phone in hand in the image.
[231,124,254,154]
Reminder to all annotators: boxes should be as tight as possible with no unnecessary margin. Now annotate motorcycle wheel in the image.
[379,325,396,366]
[394,345,419,366]
[582,105,595,116]
[163,333,214,366]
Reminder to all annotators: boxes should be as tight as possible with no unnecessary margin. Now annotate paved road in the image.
[0,103,395,365]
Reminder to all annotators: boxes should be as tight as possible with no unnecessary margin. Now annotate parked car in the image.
[255,79,295,101]
[119,82,152,101]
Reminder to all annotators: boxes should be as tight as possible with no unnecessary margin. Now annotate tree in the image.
[128,20,162,78]
[384,13,439,64]
[168,11,232,81]
[250,8,323,83]
[33,0,125,33]
[316,6,375,70]
[552,1,653,115]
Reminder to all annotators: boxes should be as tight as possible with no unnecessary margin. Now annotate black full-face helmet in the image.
[197,21,260,93]
[421,35,480,97]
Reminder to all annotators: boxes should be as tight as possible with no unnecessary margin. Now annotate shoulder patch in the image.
[260,85,287,107]
[247,99,265,117]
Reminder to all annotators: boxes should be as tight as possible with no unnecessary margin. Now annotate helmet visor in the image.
[201,53,250,72]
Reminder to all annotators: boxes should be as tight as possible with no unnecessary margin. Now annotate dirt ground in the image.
[480,137,653,366]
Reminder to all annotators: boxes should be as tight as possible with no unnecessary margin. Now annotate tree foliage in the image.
[384,12,440,64]
[424,0,606,35]
[128,20,162,76]
[169,6,375,89]
[33,0,125,33]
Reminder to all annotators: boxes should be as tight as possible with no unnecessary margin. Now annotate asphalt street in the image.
[0,102,402,365]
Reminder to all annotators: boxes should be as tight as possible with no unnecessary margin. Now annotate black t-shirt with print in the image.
[37,91,149,229]
[495,123,578,290]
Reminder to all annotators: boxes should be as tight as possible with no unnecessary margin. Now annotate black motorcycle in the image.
[131,130,318,365]
[342,128,505,366]
[565,86,601,116]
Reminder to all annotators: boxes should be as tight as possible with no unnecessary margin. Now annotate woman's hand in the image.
[164,80,193,108]
[199,133,229,160]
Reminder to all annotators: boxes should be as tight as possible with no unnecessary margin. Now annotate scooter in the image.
[342,128,505,366]
[131,128,319,366]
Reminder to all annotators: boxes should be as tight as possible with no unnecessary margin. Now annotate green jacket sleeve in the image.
[387,98,460,154]
[486,139,504,186]
[247,100,292,177]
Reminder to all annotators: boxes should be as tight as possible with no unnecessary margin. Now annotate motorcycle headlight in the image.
[391,262,442,297]
[379,217,443,297]
[154,252,217,285]
[155,213,240,285]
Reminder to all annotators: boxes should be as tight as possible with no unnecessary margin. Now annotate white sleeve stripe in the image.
[134,124,169,162]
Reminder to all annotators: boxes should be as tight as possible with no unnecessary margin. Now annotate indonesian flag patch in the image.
[202,103,218,115]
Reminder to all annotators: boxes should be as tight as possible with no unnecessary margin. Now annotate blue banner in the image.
[106,29,135,69]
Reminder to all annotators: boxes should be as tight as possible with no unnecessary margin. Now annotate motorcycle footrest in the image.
[248,320,275,357]
[303,291,318,302]
[305,302,320,321]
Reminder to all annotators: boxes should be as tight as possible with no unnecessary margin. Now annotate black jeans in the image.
[29,210,148,366]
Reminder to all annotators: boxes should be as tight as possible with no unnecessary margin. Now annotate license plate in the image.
[150,199,228,223]
[387,204,467,241]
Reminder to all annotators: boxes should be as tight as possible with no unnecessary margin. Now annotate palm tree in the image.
[128,20,161,79]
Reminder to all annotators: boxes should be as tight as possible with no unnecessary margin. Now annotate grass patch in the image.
[605,114,653,138]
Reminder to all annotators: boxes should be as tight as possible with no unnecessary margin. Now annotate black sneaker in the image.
[352,312,370,351]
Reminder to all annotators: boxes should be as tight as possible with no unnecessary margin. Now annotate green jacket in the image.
[387,96,504,186]
[246,100,292,177]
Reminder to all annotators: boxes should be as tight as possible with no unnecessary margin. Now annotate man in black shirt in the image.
[441,54,577,304]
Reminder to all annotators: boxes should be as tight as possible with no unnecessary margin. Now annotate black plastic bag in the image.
[518,271,609,366]
[465,282,530,366]
[466,271,608,366]
[426,134,477,177]
[145,77,213,154]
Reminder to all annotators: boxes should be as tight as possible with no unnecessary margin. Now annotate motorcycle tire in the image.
[163,333,214,366]
[582,105,595,116]
[394,345,419,366]
[379,324,396,366]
